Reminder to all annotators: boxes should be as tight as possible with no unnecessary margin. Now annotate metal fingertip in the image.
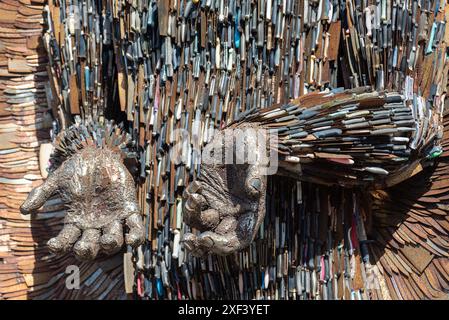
[186,197,198,211]
[100,234,119,251]
[125,231,144,248]
[182,233,196,249]
[190,180,202,193]
[199,235,214,248]
[19,204,31,215]
[73,243,95,261]
[183,240,193,252]
[47,238,64,253]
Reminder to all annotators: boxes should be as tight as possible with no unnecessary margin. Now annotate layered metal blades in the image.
[49,116,137,172]
[368,114,449,300]
[234,88,443,187]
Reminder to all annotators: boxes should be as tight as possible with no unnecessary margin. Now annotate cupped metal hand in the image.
[20,146,145,260]
[182,125,268,256]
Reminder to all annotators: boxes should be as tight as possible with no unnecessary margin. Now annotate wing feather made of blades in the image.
[369,110,449,300]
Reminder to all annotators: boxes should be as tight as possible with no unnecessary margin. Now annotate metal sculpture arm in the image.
[20,120,145,260]
[183,88,444,256]
[183,124,269,256]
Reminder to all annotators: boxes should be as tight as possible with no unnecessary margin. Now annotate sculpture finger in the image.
[183,208,220,233]
[47,224,81,254]
[183,233,207,257]
[185,230,243,256]
[183,193,208,226]
[100,219,124,254]
[188,180,202,194]
[183,212,259,256]
[20,174,59,214]
[125,213,145,247]
[182,180,202,200]
[73,229,101,260]
[196,208,220,230]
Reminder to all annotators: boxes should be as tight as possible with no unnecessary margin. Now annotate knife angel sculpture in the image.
[21,0,449,300]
